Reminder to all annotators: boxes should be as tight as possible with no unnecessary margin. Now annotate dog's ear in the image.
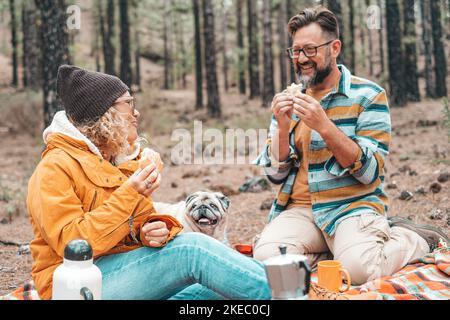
[185,192,198,205]
[217,194,230,210]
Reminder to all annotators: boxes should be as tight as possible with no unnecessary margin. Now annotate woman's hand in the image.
[141,221,169,247]
[125,163,162,197]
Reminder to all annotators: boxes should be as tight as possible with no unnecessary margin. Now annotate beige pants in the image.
[253,206,429,285]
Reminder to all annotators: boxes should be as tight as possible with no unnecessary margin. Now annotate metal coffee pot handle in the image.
[80,287,94,300]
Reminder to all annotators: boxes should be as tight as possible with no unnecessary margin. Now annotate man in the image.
[253,6,449,285]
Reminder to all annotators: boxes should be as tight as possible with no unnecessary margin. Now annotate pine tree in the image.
[192,0,203,108]
[236,0,246,95]
[286,0,296,84]
[386,0,406,107]
[9,0,18,87]
[262,0,275,107]
[247,0,261,98]
[221,0,229,92]
[366,0,374,77]
[377,0,385,76]
[35,0,70,127]
[420,0,435,98]
[359,0,367,70]
[430,0,448,97]
[202,0,221,117]
[163,1,173,90]
[133,1,141,89]
[22,0,41,89]
[348,0,356,73]
[99,0,116,75]
[119,0,132,87]
[278,0,288,91]
[326,0,345,65]
[403,0,420,101]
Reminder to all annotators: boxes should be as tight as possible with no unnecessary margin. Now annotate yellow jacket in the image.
[27,133,183,300]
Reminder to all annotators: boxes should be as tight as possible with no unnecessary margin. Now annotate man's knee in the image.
[336,249,381,286]
[253,241,303,261]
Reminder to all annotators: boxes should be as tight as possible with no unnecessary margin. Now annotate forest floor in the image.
[0,57,450,296]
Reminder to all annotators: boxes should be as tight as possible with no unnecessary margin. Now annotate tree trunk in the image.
[348,0,356,73]
[57,0,70,64]
[236,0,246,95]
[106,0,116,75]
[10,0,18,87]
[447,0,450,40]
[430,0,448,97]
[21,3,27,87]
[286,0,296,84]
[359,0,367,70]
[386,0,406,107]
[420,0,435,98]
[171,0,180,88]
[179,8,188,90]
[97,0,106,71]
[94,2,102,72]
[366,0,374,77]
[247,0,261,99]
[22,0,41,89]
[35,0,70,127]
[193,0,203,108]
[403,0,420,101]
[378,0,385,76]
[133,3,141,90]
[262,0,275,107]
[278,1,287,91]
[100,0,116,75]
[119,0,132,87]
[202,0,221,118]
[327,0,345,65]
[221,0,229,92]
[163,1,172,90]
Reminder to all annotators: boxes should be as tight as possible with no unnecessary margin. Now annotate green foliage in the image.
[443,97,450,143]
[0,90,43,137]
[0,181,13,203]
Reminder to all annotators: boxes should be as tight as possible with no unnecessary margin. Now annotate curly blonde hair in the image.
[74,108,132,162]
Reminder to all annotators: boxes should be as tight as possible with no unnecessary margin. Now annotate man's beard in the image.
[296,57,333,89]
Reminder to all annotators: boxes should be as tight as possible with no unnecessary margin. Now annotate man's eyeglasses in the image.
[286,39,335,59]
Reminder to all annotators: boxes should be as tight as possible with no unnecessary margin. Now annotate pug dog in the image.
[152,191,230,245]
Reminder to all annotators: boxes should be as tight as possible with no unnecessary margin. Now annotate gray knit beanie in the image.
[56,65,130,125]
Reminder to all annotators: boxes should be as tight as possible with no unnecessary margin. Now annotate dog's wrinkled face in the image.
[185,191,230,231]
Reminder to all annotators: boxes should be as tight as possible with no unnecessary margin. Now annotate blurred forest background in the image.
[0,0,449,295]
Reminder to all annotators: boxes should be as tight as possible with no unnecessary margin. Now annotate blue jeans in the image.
[94,233,272,300]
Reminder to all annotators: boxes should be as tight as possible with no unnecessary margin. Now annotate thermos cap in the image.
[64,239,93,261]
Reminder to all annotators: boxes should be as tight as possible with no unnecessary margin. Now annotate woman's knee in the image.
[169,232,219,247]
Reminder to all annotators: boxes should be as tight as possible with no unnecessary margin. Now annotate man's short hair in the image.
[288,6,339,40]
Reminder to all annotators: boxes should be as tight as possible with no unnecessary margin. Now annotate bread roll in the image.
[286,83,304,96]
[139,148,164,172]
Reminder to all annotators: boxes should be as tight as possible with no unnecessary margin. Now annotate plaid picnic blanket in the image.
[0,280,40,300]
[345,245,450,300]
[310,242,450,300]
[2,245,449,300]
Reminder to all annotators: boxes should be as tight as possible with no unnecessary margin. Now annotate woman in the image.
[27,65,271,300]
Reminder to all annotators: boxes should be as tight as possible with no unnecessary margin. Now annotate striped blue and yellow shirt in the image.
[254,65,391,236]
